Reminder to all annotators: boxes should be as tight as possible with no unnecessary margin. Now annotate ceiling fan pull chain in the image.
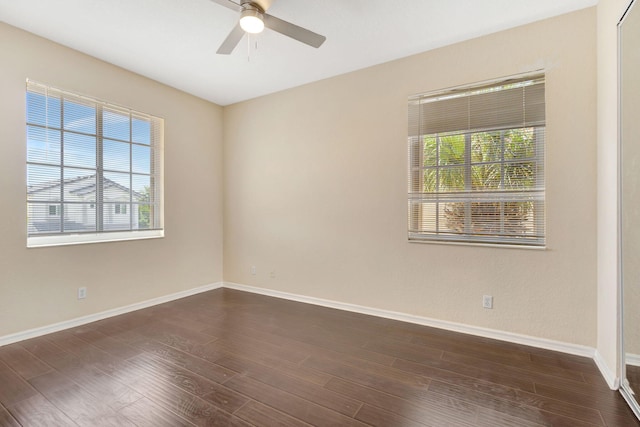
[247,33,251,62]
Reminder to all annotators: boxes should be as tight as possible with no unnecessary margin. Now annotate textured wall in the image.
[0,23,224,337]
[223,9,598,346]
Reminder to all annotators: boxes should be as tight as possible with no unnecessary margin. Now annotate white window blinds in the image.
[408,74,545,247]
[26,80,164,245]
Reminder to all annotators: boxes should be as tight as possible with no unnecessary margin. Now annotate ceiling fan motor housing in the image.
[240,1,264,13]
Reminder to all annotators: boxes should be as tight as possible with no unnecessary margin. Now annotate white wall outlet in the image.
[250,266,256,275]
[78,287,87,300]
[482,295,493,309]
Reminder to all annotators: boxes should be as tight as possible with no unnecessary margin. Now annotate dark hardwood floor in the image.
[0,288,638,426]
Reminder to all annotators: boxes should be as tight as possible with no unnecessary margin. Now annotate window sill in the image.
[408,237,546,250]
[27,229,164,248]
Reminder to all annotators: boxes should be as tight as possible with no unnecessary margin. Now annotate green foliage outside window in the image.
[138,186,151,229]
[422,128,537,235]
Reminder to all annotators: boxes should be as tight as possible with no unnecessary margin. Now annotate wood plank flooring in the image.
[0,288,638,426]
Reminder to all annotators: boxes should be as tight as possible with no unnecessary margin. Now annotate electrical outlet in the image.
[269,271,276,279]
[78,287,87,300]
[250,266,256,275]
[482,295,493,309]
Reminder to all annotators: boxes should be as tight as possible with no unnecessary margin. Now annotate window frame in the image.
[26,80,164,248]
[407,73,546,248]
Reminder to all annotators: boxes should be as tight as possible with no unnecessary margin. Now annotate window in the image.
[115,204,127,215]
[26,80,164,247]
[408,74,545,247]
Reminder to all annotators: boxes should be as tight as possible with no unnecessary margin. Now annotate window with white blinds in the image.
[408,74,545,247]
[26,80,164,247]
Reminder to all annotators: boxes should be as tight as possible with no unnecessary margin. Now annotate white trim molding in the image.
[223,282,596,359]
[595,350,620,389]
[225,282,622,388]
[27,229,164,248]
[627,353,640,367]
[0,280,620,391]
[0,282,223,347]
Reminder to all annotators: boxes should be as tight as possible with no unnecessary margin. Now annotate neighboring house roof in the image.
[28,174,144,200]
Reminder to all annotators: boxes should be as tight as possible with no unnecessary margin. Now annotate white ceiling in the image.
[0,0,597,106]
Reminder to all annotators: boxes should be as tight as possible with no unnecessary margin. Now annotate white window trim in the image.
[27,229,164,248]
[407,72,546,248]
[26,80,164,247]
[407,238,547,251]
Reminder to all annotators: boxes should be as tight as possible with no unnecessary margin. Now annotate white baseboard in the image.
[0,282,224,347]
[594,350,620,389]
[223,282,596,359]
[627,353,640,367]
[225,282,625,389]
[0,279,620,392]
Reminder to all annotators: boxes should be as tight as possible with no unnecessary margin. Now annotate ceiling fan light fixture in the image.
[214,0,326,55]
[239,7,264,34]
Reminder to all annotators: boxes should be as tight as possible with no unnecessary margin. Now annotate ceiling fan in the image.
[211,0,326,54]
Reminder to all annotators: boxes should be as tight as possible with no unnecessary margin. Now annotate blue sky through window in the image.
[26,91,152,196]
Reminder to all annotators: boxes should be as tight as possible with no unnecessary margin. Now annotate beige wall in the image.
[224,8,598,346]
[0,8,607,354]
[0,23,224,337]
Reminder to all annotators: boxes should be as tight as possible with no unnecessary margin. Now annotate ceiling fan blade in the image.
[263,14,326,48]
[217,23,245,54]
[209,0,242,12]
